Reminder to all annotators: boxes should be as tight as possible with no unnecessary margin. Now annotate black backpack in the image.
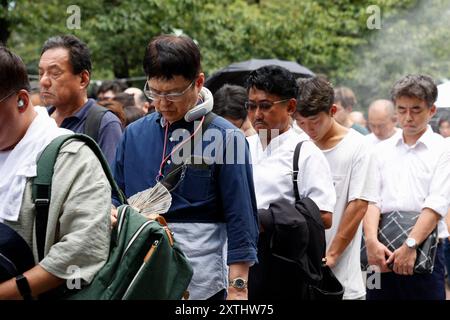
[249,141,344,300]
[0,224,35,283]
[84,104,110,142]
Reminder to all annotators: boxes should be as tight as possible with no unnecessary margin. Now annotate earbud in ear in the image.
[18,99,25,109]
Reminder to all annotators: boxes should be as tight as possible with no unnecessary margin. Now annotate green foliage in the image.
[5,0,448,109]
[343,0,450,109]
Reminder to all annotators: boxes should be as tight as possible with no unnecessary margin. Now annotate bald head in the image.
[124,87,151,113]
[368,99,397,140]
[350,111,367,128]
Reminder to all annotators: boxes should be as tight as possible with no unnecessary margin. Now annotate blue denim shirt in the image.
[112,112,259,298]
[48,99,123,166]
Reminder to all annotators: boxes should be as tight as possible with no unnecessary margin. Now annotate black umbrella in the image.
[205,58,315,94]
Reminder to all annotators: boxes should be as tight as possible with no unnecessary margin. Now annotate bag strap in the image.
[161,112,217,190]
[84,104,109,142]
[32,133,127,261]
[292,141,305,202]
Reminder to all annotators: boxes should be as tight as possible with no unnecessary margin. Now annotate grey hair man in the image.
[366,99,399,145]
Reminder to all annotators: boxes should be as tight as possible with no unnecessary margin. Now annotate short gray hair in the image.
[390,75,437,108]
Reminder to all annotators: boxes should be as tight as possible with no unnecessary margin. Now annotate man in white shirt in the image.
[294,77,377,300]
[366,99,400,145]
[245,66,336,299]
[364,74,450,300]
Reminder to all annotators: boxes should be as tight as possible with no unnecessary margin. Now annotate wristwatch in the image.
[15,274,33,300]
[228,277,248,290]
[405,237,418,249]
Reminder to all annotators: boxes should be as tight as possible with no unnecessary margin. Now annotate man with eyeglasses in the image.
[111,34,259,300]
[245,66,336,300]
[366,99,400,145]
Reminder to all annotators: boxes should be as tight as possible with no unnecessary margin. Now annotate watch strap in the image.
[15,274,33,300]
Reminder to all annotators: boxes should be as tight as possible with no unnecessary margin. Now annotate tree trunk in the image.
[0,0,11,45]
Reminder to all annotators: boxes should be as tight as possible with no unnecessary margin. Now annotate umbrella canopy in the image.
[436,81,450,108]
[205,58,315,94]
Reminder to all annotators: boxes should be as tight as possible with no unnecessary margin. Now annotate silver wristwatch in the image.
[405,237,418,249]
[229,277,248,289]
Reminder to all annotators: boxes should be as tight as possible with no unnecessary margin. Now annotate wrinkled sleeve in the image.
[423,143,450,217]
[299,141,336,213]
[220,129,259,265]
[348,141,378,203]
[98,112,123,168]
[39,143,112,284]
[111,130,127,207]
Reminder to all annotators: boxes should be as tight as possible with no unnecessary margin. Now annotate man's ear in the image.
[429,104,437,118]
[17,90,30,113]
[330,104,338,116]
[79,70,90,90]
[195,73,205,89]
[287,98,297,115]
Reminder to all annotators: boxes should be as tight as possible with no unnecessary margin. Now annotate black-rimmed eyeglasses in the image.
[245,98,290,111]
[143,80,195,102]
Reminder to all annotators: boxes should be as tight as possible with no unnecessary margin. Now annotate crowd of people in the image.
[0,33,449,301]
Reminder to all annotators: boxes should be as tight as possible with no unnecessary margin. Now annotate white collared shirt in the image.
[365,128,401,146]
[247,128,336,213]
[372,126,450,238]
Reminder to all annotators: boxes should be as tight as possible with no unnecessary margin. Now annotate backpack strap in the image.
[161,112,218,191]
[32,133,127,261]
[292,141,305,202]
[84,104,109,142]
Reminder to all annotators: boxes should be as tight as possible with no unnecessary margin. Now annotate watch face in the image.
[234,278,246,289]
[406,238,416,248]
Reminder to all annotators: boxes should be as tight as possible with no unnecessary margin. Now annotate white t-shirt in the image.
[321,129,378,299]
[247,128,336,213]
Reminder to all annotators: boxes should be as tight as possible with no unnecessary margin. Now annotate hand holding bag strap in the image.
[292,141,305,202]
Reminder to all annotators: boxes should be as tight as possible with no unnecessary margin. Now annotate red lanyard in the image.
[156,116,205,181]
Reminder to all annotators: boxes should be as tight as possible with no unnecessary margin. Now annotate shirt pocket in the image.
[332,175,346,201]
[176,165,213,202]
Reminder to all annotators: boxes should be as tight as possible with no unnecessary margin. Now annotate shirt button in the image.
[169,137,174,142]
[167,160,172,165]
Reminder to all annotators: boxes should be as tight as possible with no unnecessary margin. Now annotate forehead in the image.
[394,96,428,108]
[295,111,327,121]
[368,110,390,121]
[39,47,71,69]
[148,75,190,91]
[248,87,281,101]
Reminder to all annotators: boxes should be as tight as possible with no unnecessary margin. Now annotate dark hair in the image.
[97,80,127,96]
[98,100,126,128]
[41,35,92,75]
[245,65,298,99]
[391,74,437,108]
[124,105,146,126]
[334,86,357,110]
[213,84,248,121]
[113,92,135,108]
[438,111,450,127]
[0,46,30,97]
[296,77,334,117]
[143,34,201,81]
